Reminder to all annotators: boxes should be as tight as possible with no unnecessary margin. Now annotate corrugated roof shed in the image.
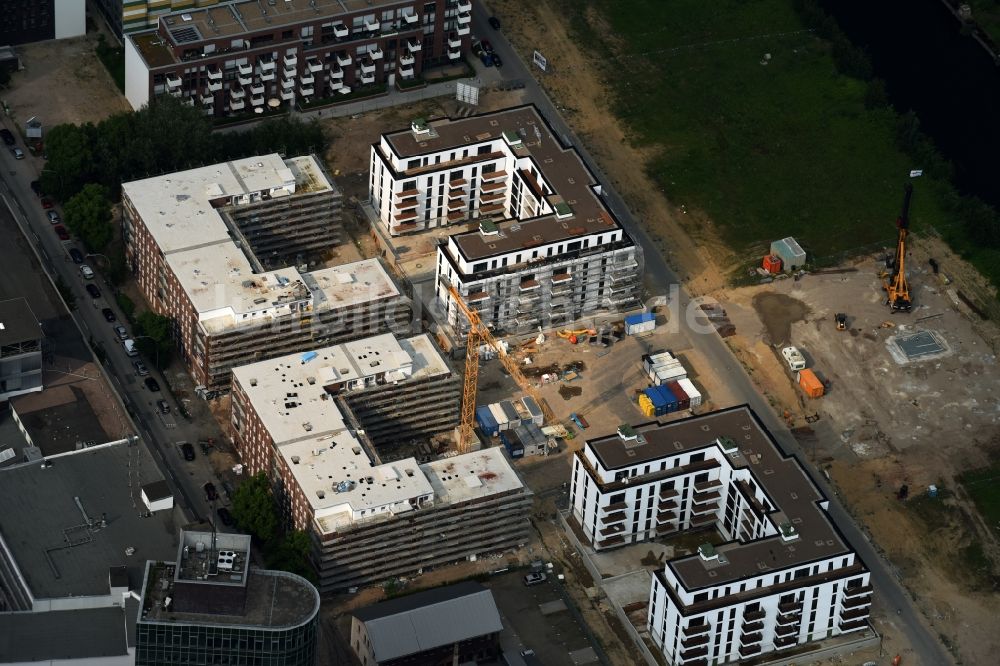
[353,581,502,662]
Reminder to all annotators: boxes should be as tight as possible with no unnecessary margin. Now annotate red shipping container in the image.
[762,254,783,274]
[666,381,690,411]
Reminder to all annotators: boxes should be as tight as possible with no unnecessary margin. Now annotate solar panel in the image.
[171,26,202,43]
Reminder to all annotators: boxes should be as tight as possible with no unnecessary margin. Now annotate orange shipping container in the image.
[798,369,824,398]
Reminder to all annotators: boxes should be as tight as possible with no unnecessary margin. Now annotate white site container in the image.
[676,377,702,408]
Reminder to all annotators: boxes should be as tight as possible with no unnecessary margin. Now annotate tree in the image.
[266,530,316,583]
[41,123,95,201]
[62,184,113,251]
[134,311,174,369]
[231,473,279,543]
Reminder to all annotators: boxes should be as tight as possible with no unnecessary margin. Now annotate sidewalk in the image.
[290,79,463,121]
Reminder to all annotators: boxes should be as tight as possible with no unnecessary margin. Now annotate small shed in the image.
[770,237,806,271]
[624,312,656,335]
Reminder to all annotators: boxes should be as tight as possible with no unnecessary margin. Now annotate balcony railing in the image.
[457,12,471,25]
[259,70,275,81]
[301,72,315,85]
[448,49,462,60]
[207,80,222,92]
[281,77,294,90]
[238,63,252,76]
[400,53,415,66]
[238,73,252,86]
[364,19,380,32]
[300,85,314,97]
[449,35,462,49]
[368,46,383,60]
[280,89,294,101]
[360,73,375,85]
[229,99,245,111]
[250,94,265,107]
[843,584,873,598]
[329,66,344,79]
[684,622,710,636]
[307,57,323,73]
[230,87,245,99]
[206,66,222,80]
[408,39,422,52]
[165,74,181,88]
[259,57,275,71]
[359,60,376,75]
[250,82,265,95]
[337,53,352,67]
[333,23,349,38]
[284,53,297,67]
[403,12,418,24]
[457,24,470,36]
[458,0,472,11]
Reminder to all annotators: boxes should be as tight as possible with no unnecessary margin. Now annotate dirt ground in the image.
[4,34,129,130]
[718,238,1000,665]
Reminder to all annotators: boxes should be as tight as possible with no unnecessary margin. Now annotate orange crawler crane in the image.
[447,285,555,453]
[884,184,913,312]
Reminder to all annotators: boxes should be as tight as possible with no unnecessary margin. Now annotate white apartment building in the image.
[369,105,641,333]
[569,407,872,665]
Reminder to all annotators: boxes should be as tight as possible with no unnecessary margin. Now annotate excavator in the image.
[883,184,913,312]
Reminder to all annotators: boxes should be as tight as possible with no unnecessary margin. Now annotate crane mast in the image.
[884,184,913,312]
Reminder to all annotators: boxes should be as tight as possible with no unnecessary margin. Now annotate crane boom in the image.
[447,285,555,452]
[884,184,913,312]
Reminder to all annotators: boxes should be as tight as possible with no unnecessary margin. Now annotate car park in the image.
[10,147,23,160]
[217,507,234,527]
[114,325,128,340]
[68,248,83,264]
[133,360,149,376]
[0,129,14,146]
[47,210,60,224]
[54,224,70,241]
[144,377,160,392]
[489,16,501,30]
[180,442,196,461]
[523,572,547,586]
[85,284,101,299]
[204,482,218,501]
[156,399,170,414]
[101,307,116,322]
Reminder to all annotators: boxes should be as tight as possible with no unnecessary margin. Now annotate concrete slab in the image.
[538,599,567,615]
[887,328,950,364]
[602,570,653,607]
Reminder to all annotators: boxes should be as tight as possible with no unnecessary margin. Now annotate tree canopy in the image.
[62,184,113,251]
[43,96,326,203]
[231,473,280,544]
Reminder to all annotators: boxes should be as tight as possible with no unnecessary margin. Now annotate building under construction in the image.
[123,154,410,392]
[230,333,529,593]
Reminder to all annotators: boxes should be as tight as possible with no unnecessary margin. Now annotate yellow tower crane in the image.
[447,285,555,453]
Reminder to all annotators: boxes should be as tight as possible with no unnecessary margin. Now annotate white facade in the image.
[54,0,86,40]
[569,408,872,665]
[124,35,151,110]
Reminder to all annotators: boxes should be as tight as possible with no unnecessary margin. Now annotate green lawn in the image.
[960,465,1000,530]
[559,0,955,263]
[96,37,125,93]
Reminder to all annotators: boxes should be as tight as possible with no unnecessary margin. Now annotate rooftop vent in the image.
[554,202,573,219]
[334,480,356,493]
[779,522,799,542]
[479,219,499,236]
[698,543,718,561]
[411,117,430,135]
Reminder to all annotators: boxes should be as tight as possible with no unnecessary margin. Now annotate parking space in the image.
[485,571,600,666]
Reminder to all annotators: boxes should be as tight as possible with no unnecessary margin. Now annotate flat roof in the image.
[141,563,319,629]
[11,384,113,456]
[585,406,851,590]
[175,530,251,586]
[421,447,525,506]
[0,443,179,599]
[381,106,624,262]
[0,297,41,346]
[0,607,130,662]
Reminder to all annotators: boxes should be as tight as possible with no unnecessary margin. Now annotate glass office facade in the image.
[136,616,318,666]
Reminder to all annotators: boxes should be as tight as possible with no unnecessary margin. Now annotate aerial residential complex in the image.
[136,531,320,666]
[123,0,473,117]
[569,407,872,665]
[370,105,642,333]
[122,154,410,392]
[230,334,530,593]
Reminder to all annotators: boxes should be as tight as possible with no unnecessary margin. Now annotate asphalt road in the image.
[470,3,949,664]
[0,131,229,531]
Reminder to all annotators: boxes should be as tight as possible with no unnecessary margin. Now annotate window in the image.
[478,145,491,155]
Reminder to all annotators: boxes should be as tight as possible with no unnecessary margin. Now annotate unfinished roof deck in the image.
[382,106,625,262]
[421,447,526,506]
[585,406,851,590]
[0,297,42,347]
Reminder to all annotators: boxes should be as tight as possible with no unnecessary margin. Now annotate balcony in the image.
[840,617,868,632]
[447,48,462,61]
[300,72,315,85]
[693,479,722,492]
[333,23,349,38]
[596,534,624,548]
[447,199,466,212]
[368,46,383,60]
[230,87,246,99]
[449,35,462,49]
[329,66,344,79]
[260,70,275,82]
[181,96,194,107]
[284,53,297,67]
[400,52,415,66]
[778,601,802,614]
[692,490,720,505]
[738,644,762,658]
[740,632,762,646]
[684,622,710,636]
[457,24,470,36]
[300,85,315,97]
[359,60,376,75]
[250,94,265,107]
[281,77,295,90]
[238,73,252,86]
[479,203,504,216]
[842,594,871,609]
[283,62,296,77]
[165,73,181,88]
[360,73,375,85]
[395,188,419,199]
[774,634,797,649]
[207,80,222,92]
[741,619,763,633]
[206,66,222,81]
[691,502,717,516]
[250,82,265,95]
[843,584,873,598]
[402,11,418,25]
[280,89,294,101]
[447,211,466,223]
[229,99,246,111]
[601,510,626,525]
[458,0,472,11]
[840,607,871,621]
[399,65,414,78]
[659,486,678,499]
[457,12,472,25]
[337,53,352,67]
[679,645,707,661]
[680,633,708,649]
[689,513,716,527]
[307,56,323,73]
[408,39,421,52]
[259,57,275,71]
[655,510,675,525]
[200,93,215,105]
[743,608,765,622]
[364,18,380,32]
[238,63,252,76]
[599,523,624,537]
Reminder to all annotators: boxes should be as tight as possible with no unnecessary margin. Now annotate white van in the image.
[123,339,138,357]
[781,346,806,371]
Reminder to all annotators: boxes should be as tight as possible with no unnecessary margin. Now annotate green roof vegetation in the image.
[554,202,573,217]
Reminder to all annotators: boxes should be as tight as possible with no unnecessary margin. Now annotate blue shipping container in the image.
[656,385,679,413]
[499,431,524,458]
[476,406,499,437]
[644,387,669,416]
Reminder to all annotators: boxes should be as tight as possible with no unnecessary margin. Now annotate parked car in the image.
[114,325,128,340]
[180,442,196,461]
[144,377,160,392]
[79,264,94,279]
[0,129,14,146]
[101,307,116,322]
[30,180,42,196]
[10,147,24,160]
[40,197,53,209]
[133,360,149,376]
[489,16,501,30]
[156,399,170,414]
[492,53,503,68]
[203,482,218,501]
[53,224,70,241]
[85,284,101,299]
[481,39,494,53]
[68,248,83,264]
[217,507,234,527]
[47,210,60,224]
[523,572,547,586]
[479,52,494,67]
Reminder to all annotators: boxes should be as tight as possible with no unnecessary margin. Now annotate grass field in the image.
[560,0,956,263]
[96,36,125,93]
[960,465,1000,530]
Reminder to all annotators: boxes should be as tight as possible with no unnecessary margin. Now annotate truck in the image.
[781,346,806,371]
